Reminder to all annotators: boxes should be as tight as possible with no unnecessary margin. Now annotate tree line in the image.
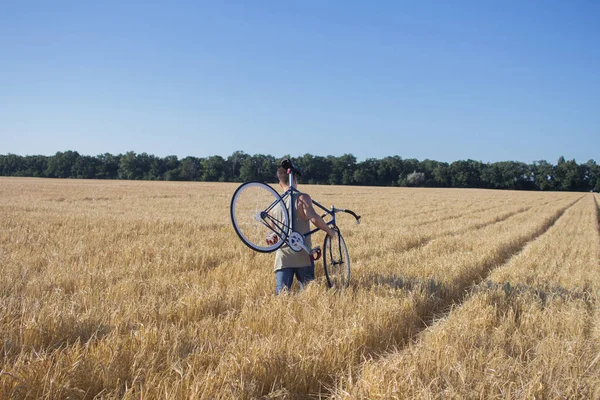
[1,151,599,192]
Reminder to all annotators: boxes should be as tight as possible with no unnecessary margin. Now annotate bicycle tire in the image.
[323,231,350,288]
[230,181,290,253]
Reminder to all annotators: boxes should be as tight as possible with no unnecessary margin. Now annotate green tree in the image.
[431,163,451,187]
[202,156,227,181]
[96,153,120,179]
[419,159,446,187]
[227,151,249,182]
[328,154,356,185]
[482,161,533,190]
[377,156,403,186]
[22,155,48,177]
[295,154,331,184]
[46,151,81,178]
[449,160,483,188]
[180,156,204,181]
[353,158,379,186]
[554,156,583,191]
[142,154,162,180]
[239,155,259,182]
[118,151,143,180]
[585,160,600,192]
[72,155,100,179]
[238,154,277,182]
[163,155,180,181]
[532,160,555,191]
[0,154,26,176]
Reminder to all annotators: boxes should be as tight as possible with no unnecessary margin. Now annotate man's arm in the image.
[298,194,335,238]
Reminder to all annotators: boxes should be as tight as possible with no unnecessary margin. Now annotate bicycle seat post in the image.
[288,168,295,188]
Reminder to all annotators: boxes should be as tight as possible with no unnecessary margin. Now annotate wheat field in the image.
[1,177,599,399]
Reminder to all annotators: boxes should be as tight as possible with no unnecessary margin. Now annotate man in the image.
[269,166,335,294]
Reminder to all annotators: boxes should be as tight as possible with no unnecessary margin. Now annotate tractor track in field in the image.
[418,193,598,368]
[398,195,560,232]
[398,201,500,222]
[407,202,522,228]
[392,197,532,226]
[471,280,597,303]
[404,196,564,229]
[320,195,586,399]
[423,195,581,316]
[395,205,533,254]
[360,195,584,345]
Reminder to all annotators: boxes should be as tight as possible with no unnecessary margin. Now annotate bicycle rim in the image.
[230,182,290,253]
[323,232,350,288]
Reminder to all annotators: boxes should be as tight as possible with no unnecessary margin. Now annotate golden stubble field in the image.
[1,177,599,399]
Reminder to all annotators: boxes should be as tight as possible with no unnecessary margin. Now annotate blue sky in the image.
[1,1,598,163]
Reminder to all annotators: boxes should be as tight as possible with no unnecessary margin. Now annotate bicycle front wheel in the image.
[230,181,290,253]
[323,231,351,288]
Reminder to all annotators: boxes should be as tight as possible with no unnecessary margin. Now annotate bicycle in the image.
[230,158,361,288]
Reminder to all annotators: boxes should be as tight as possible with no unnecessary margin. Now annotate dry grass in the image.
[334,193,600,399]
[1,178,598,399]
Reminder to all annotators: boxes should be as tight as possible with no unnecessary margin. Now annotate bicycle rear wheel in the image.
[230,181,290,253]
[323,231,350,288]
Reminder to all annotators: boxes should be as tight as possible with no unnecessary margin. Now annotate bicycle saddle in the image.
[280,158,302,176]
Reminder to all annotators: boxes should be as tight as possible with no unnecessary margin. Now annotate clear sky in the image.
[1,1,598,163]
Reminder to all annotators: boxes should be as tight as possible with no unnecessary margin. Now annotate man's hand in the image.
[325,226,336,239]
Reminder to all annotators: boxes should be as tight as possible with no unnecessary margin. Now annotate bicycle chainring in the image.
[288,232,305,252]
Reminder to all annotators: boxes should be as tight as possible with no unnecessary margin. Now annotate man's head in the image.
[277,167,289,188]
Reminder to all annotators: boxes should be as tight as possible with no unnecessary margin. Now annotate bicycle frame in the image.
[263,168,359,253]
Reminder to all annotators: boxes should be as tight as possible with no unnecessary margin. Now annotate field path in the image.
[336,193,600,399]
